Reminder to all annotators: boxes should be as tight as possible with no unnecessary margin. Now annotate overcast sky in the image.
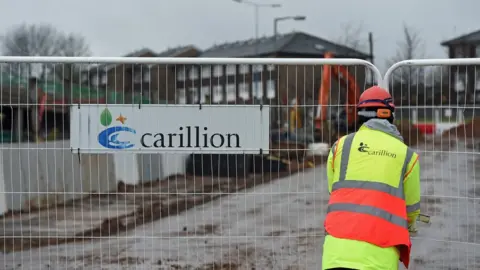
[0,0,478,71]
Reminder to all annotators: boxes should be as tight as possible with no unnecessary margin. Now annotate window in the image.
[100,73,107,84]
[226,65,236,75]
[476,45,480,57]
[191,87,210,103]
[213,85,222,103]
[189,67,198,80]
[177,89,186,104]
[133,71,142,83]
[266,79,276,99]
[252,80,263,99]
[455,46,465,58]
[91,74,99,86]
[143,69,150,82]
[239,82,249,100]
[201,65,211,78]
[239,64,249,74]
[226,84,236,102]
[267,64,275,72]
[213,65,223,77]
[177,68,186,81]
[253,64,263,73]
[476,71,480,91]
[201,86,210,103]
[454,73,466,92]
[189,87,198,103]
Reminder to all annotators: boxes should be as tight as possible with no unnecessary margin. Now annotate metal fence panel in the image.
[0,56,386,269]
[385,58,480,269]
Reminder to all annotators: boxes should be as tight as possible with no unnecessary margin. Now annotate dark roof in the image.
[200,31,369,58]
[124,48,157,57]
[157,45,199,57]
[441,29,480,46]
[86,46,200,72]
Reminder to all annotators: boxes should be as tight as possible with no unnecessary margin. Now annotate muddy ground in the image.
[2,136,479,269]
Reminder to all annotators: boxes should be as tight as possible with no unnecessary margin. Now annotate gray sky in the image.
[0,0,478,71]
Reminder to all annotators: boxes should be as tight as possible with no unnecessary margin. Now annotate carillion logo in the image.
[357,142,397,158]
[98,108,136,149]
[97,108,242,150]
[140,126,241,149]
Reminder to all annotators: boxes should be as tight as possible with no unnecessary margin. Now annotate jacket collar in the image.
[360,119,404,142]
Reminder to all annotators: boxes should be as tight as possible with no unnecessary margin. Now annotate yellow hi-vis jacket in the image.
[322,119,421,270]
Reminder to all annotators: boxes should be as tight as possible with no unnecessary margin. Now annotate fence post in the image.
[0,150,6,213]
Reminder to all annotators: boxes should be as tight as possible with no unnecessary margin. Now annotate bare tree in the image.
[1,23,91,142]
[386,23,426,86]
[52,33,91,84]
[0,23,91,83]
[336,21,368,53]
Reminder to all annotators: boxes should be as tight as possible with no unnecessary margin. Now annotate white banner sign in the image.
[70,104,270,154]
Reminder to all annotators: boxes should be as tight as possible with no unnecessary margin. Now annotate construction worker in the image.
[322,86,421,270]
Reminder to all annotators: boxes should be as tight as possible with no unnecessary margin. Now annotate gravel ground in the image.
[2,140,480,270]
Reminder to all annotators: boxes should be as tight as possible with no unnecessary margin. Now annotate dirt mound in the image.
[395,120,424,147]
[443,117,480,138]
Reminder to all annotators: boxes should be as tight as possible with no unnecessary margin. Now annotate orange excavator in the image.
[314,52,362,133]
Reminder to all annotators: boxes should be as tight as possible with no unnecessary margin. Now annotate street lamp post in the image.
[274,16,306,37]
[232,0,281,105]
[232,0,281,54]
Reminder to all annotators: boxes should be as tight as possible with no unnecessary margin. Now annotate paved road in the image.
[3,140,480,269]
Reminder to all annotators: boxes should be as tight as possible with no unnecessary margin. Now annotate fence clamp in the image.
[198,103,202,110]
[77,148,81,163]
[259,104,263,111]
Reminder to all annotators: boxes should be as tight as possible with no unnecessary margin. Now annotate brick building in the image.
[176,31,370,107]
[441,29,480,103]
[174,31,370,127]
[81,46,201,104]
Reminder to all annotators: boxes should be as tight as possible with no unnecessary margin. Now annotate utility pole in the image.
[232,0,281,54]
[274,16,306,38]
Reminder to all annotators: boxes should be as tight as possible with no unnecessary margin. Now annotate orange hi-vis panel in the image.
[324,132,414,269]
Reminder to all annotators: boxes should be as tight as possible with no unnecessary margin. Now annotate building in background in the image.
[441,29,480,103]
[175,31,370,128]
[81,46,201,104]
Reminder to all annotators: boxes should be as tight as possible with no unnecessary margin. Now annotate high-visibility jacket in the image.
[322,119,421,270]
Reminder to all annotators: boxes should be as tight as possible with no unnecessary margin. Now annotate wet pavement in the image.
[1,141,480,269]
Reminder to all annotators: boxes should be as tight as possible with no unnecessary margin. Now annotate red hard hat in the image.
[357,86,395,110]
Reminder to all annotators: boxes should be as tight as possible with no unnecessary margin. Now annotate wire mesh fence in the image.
[384,59,480,270]
[0,56,478,269]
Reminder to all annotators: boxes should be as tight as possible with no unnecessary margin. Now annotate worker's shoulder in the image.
[331,132,356,147]
[407,146,420,161]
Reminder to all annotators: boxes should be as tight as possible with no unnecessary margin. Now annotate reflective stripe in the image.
[330,141,337,155]
[334,133,416,198]
[406,202,420,212]
[332,180,403,198]
[328,203,408,228]
[338,133,355,182]
[401,148,415,183]
[328,132,417,229]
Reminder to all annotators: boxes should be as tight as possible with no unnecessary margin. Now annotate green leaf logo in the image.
[100,108,112,127]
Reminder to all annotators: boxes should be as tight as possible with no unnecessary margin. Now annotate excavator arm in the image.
[315,52,361,131]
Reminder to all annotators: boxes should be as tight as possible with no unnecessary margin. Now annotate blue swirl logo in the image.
[98,108,136,150]
[98,126,136,149]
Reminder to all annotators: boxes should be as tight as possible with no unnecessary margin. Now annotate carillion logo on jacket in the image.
[358,142,396,158]
[98,108,136,150]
